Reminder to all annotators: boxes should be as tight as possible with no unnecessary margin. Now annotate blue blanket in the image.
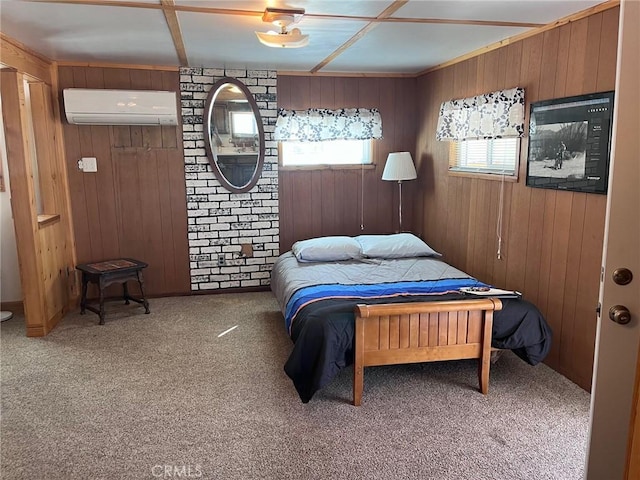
[285,278,488,333]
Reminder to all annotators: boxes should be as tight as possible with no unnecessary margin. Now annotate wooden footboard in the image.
[353,298,502,406]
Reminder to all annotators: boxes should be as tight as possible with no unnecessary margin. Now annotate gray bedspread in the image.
[271,251,472,315]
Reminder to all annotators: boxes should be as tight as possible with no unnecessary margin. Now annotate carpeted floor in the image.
[1,292,590,480]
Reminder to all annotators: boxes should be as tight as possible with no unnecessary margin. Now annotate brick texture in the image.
[180,68,279,291]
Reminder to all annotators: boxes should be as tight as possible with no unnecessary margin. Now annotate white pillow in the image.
[292,236,362,263]
[355,233,440,259]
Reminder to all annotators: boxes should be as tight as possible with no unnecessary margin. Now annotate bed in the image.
[271,234,552,405]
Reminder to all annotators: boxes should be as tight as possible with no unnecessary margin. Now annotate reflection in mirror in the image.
[204,77,265,193]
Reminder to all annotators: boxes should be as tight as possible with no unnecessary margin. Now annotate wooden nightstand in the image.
[76,258,150,325]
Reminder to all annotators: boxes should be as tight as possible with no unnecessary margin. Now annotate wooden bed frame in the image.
[353,298,502,406]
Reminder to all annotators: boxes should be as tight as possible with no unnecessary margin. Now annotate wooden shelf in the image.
[37,213,60,228]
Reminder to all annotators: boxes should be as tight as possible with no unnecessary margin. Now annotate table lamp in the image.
[382,152,417,232]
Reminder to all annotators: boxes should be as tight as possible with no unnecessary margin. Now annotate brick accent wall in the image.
[180,67,279,291]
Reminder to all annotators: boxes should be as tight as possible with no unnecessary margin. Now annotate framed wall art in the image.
[526,91,614,194]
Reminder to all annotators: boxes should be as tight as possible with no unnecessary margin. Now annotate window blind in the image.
[451,138,518,175]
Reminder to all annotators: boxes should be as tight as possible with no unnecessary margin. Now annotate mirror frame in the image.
[203,77,265,194]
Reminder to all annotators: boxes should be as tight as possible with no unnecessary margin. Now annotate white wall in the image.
[0,96,23,302]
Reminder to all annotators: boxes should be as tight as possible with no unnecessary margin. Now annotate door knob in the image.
[612,268,633,285]
[609,305,631,325]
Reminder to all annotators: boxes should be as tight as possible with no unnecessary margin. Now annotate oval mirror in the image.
[204,77,265,193]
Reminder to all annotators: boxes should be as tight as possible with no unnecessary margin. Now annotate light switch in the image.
[78,157,97,172]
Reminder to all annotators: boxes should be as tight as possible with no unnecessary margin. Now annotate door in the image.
[586,1,640,479]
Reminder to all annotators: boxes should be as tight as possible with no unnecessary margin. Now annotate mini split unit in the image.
[63,89,178,126]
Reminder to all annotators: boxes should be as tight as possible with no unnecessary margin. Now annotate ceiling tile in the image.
[393,0,604,24]
[176,0,395,17]
[0,2,179,65]
[180,12,367,70]
[323,22,527,73]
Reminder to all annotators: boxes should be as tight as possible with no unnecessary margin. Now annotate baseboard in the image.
[26,325,45,337]
[190,286,271,296]
[43,308,65,335]
[1,301,24,315]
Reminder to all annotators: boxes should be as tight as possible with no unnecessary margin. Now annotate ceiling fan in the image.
[255,7,309,48]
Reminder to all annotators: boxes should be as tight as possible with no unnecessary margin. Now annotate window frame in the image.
[278,138,376,171]
[230,111,258,137]
[448,138,521,182]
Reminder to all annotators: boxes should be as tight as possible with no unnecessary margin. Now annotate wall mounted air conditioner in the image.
[63,88,178,126]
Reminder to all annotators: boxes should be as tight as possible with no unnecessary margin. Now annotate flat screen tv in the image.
[526,91,614,194]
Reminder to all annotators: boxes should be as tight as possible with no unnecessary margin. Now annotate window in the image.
[230,111,258,137]
[280,139,371,168]
[449,138,519,176]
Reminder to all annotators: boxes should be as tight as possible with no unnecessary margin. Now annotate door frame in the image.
[0,35,78,336]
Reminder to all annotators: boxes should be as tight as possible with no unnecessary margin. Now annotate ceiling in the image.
[0,0,609,75]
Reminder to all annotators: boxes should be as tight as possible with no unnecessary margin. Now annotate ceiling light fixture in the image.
[255,7,309,48]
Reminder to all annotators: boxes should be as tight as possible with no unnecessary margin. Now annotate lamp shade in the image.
[255,30,309,48]
[256,7,309,48]
[382,152,417,181]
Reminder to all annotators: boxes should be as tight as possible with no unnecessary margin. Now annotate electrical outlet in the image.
[217,254,225,266]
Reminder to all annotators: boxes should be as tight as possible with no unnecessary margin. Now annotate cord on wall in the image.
[360,161,365,231]
[496,171,506,260]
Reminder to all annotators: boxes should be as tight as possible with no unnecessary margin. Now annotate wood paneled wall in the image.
[1,33,77,335]
[58,67,190,296]
[30,82,75,327]
[1,70,71,335]
[277,75,417,252]
[414,7,619,390]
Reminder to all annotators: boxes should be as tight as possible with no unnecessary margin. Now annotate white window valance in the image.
[436,87,525,141]
[274,108,383,142]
